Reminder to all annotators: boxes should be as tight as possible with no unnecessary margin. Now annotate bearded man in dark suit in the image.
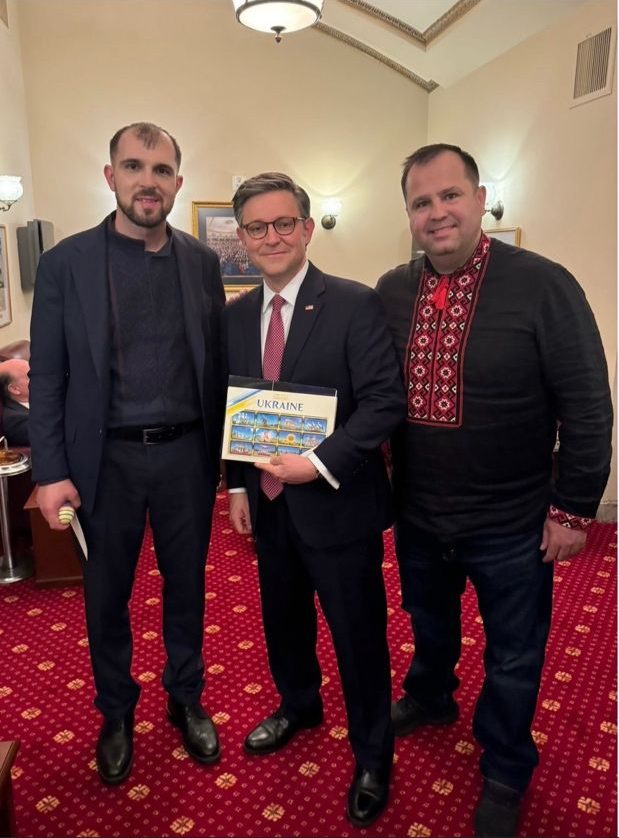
[29,122,225,784]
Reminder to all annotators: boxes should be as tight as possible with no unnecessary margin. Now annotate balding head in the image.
[0,358,30,403]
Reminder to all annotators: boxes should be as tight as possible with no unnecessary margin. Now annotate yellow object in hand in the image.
[58,505,75,524]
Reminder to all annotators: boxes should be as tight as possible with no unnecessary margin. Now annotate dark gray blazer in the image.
[29,217,226,513]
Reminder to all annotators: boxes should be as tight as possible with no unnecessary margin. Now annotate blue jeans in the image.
[394,522,553,792]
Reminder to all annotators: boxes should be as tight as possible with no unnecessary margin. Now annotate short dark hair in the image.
[232,172,311,224]
[401,143,480,198]
[109,122,182,170]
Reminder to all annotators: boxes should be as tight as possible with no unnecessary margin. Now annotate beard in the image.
[116,190,171,229]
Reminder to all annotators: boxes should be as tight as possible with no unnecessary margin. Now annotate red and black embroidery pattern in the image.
[548,504,594,530]
[406,235,491,427]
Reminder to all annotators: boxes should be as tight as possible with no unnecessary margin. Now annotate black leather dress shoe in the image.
[474,777,523,837]
[391,694,459,736]
[346,764,390,828]
[244,706,323,755]
[96,711,134,785]
[167,698,221,764]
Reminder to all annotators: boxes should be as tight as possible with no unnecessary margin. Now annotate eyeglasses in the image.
[241,216,307,240]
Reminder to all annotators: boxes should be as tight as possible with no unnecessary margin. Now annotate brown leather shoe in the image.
[167,698,221,764]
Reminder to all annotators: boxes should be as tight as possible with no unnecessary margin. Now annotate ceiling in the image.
[314,0,588,90]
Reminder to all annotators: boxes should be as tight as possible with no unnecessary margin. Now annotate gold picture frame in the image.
[191,201,261,298]
[484,226,522,247]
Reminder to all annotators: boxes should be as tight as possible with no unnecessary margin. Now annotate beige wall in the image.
[0,1,35,344]
[15,0,425,298]
[428,0,617,504]
[1,0,615,503]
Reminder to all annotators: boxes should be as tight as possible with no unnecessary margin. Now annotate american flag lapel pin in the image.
[305,305,314,311]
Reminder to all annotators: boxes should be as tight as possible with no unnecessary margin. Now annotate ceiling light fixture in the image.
[232,0,324,43]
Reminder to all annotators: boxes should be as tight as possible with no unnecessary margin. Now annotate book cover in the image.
[222,376,338,462]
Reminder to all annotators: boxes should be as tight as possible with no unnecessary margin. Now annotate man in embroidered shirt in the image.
[376,144,612,838]
[223,172,405,828]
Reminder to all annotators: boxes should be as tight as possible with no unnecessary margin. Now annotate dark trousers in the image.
[79,430,216,718]
[254,492,394,771]
[394,522,553,792]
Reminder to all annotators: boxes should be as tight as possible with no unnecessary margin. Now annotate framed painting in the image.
[0,226,12,327]
[192,201,261,298]
[484,226,522,247]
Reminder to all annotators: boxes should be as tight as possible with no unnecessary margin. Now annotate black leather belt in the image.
[107,419,202,445]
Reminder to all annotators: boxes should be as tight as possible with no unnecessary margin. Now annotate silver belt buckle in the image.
[143,427,160,445]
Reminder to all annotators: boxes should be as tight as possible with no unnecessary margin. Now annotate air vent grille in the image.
[571,26,615,107]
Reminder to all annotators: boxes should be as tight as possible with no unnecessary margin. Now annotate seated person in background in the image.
[0,358,30,446]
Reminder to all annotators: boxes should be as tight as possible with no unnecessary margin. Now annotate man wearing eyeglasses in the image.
[223,172,405,828]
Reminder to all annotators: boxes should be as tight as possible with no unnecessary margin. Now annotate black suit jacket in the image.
[222,263,406,549]
[29,217,226,513]
[2,398,30,446]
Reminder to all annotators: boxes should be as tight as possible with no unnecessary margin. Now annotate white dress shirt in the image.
[230,261,339,491]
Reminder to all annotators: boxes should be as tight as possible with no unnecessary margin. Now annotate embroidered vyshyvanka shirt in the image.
[406,234,491,427]
[377,237,611,540]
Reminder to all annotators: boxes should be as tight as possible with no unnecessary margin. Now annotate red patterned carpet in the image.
[0,492,616,838]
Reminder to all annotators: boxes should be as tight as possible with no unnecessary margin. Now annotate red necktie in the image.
[261,294,285,499]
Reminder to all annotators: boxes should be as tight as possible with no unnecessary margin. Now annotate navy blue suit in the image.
[29,218,225,717]
[223,263,406,770]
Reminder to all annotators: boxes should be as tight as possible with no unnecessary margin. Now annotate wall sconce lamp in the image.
[0,176,23,212]
[232,0,323,43]
[482,181,504,221]
[321,198,342,230]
